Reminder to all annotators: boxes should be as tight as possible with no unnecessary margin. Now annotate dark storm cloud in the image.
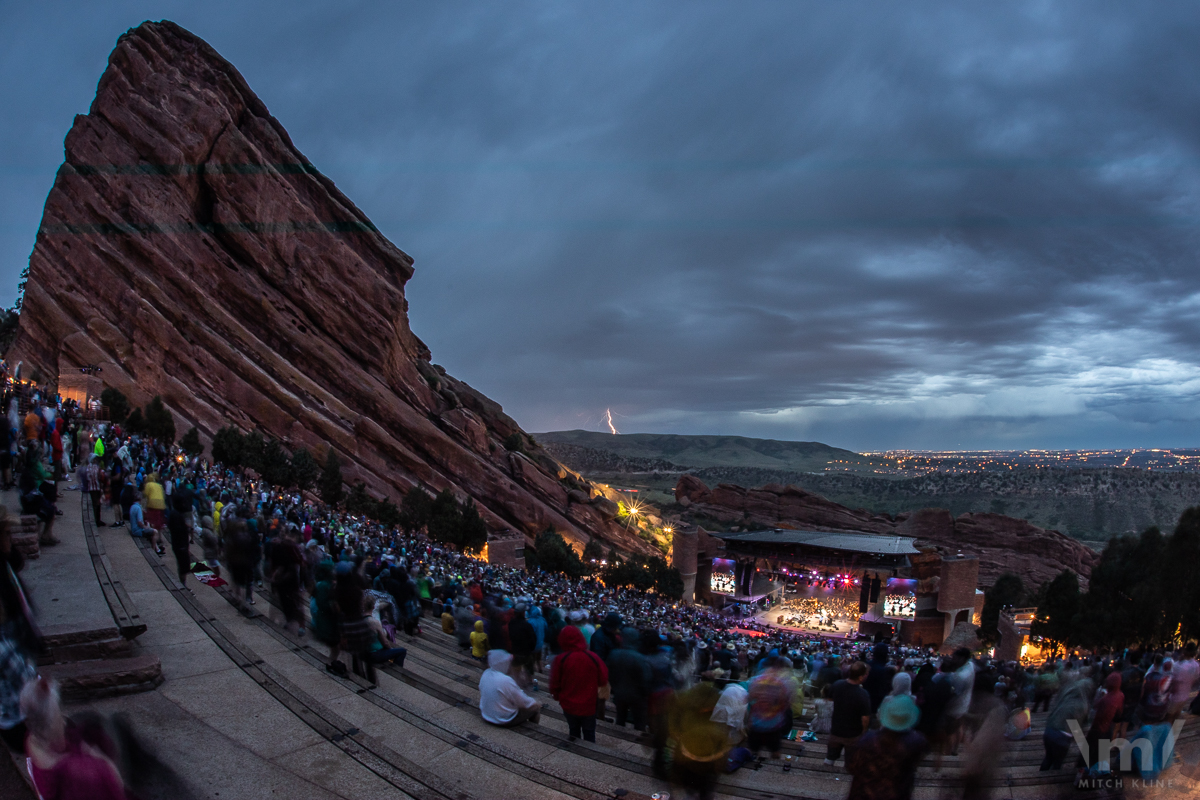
[4,2,1200,449]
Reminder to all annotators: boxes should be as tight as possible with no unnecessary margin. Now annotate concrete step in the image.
[224,586,1197,797]
[395,625,1200,780]
[37,626,135,665]
[10,514,43,559]
[41,653,164,702]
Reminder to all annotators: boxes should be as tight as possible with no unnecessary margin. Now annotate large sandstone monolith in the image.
[10,20,656,557]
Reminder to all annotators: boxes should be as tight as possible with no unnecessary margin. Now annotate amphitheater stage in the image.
[748,607,859,638]
[744,584,864,638]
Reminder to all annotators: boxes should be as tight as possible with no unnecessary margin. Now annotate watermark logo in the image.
[1067,717,1185,782]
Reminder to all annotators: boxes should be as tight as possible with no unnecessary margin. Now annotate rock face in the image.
[675,476,1099,589]
[10,20,654,557]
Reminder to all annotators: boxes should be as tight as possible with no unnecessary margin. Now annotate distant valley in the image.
[539,431,1200,542]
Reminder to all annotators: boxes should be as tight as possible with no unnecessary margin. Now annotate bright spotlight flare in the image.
[622,497,645,529]
[604,408,619,435]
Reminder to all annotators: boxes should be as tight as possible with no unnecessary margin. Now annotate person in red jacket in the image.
[50,419,64,480]
[550,625,609,742]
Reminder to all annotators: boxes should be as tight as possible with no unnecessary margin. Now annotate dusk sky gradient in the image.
[4,2,1200,451]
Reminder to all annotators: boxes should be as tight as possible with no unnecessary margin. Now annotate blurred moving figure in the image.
[846,694,926,800]
[21,678,197,800]
[1040,673,1090,771]
[670,682,730,800]
[21,677,125,799]
[0,507,38,753]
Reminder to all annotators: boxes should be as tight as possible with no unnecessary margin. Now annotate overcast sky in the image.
[4,2,1200,451]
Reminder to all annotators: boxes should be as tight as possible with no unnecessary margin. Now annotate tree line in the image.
[101,389,177,445]
[209,425,488,554]
[528,529,684,600]
[96,392,642,570]
[978,505,1200,655]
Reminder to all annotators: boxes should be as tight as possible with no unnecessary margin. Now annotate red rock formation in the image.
[676,476,1099,588]
[10,20,655,557]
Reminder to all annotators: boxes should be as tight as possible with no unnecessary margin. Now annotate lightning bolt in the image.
[604,408,619,435]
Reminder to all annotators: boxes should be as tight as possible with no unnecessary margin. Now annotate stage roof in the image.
[713,529,921,556]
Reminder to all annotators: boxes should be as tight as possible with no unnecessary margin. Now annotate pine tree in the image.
[652,561,685,599]
[532,530,584,579]
[1165,507,1200,643]
[260,438,291,487]
[373,497,402,528]
[345,481,372,516]
[427,489,463,546]
[319,450,344,507]
[398,489,432,534]
[100,388,131,425]
[179,426,204,456]
[581,538,605,572]
[124,407,146,435]
[242,431,265,475]
[144,396,175,443]
[289,448,320,493]
[459,500,488,554]
[1032,569,1081,656]
[210,426,245,471]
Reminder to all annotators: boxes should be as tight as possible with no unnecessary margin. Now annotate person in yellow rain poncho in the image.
[470,620,489,662]
[669,682,731,800]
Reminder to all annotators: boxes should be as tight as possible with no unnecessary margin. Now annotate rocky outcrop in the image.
[10,20,654,557]
[676,476,1099,588]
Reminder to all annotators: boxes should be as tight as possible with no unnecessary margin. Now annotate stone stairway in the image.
[196,572,1176,800]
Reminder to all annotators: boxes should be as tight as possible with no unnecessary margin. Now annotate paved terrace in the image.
[7,489,1200,799]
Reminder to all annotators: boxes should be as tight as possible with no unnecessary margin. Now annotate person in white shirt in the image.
[1168,642,1199,719]
[946,647,976,755]
[479,650,541,727]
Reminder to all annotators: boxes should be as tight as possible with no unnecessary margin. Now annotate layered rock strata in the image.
[11,20,653,556]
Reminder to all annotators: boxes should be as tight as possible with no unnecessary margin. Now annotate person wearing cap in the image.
[479,650,541,727]
[710,642,736,678]
[569,609,594,646]
[846,694,926,799]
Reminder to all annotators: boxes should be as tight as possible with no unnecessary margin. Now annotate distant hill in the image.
[536,430,894,473]
[683,466,1200,542]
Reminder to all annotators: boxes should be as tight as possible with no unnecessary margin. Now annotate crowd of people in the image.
[2,381,1199,799]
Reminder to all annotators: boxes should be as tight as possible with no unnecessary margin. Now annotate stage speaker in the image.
[859,579,870,613]
[736,561,754,596]
[869,575,881,603]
